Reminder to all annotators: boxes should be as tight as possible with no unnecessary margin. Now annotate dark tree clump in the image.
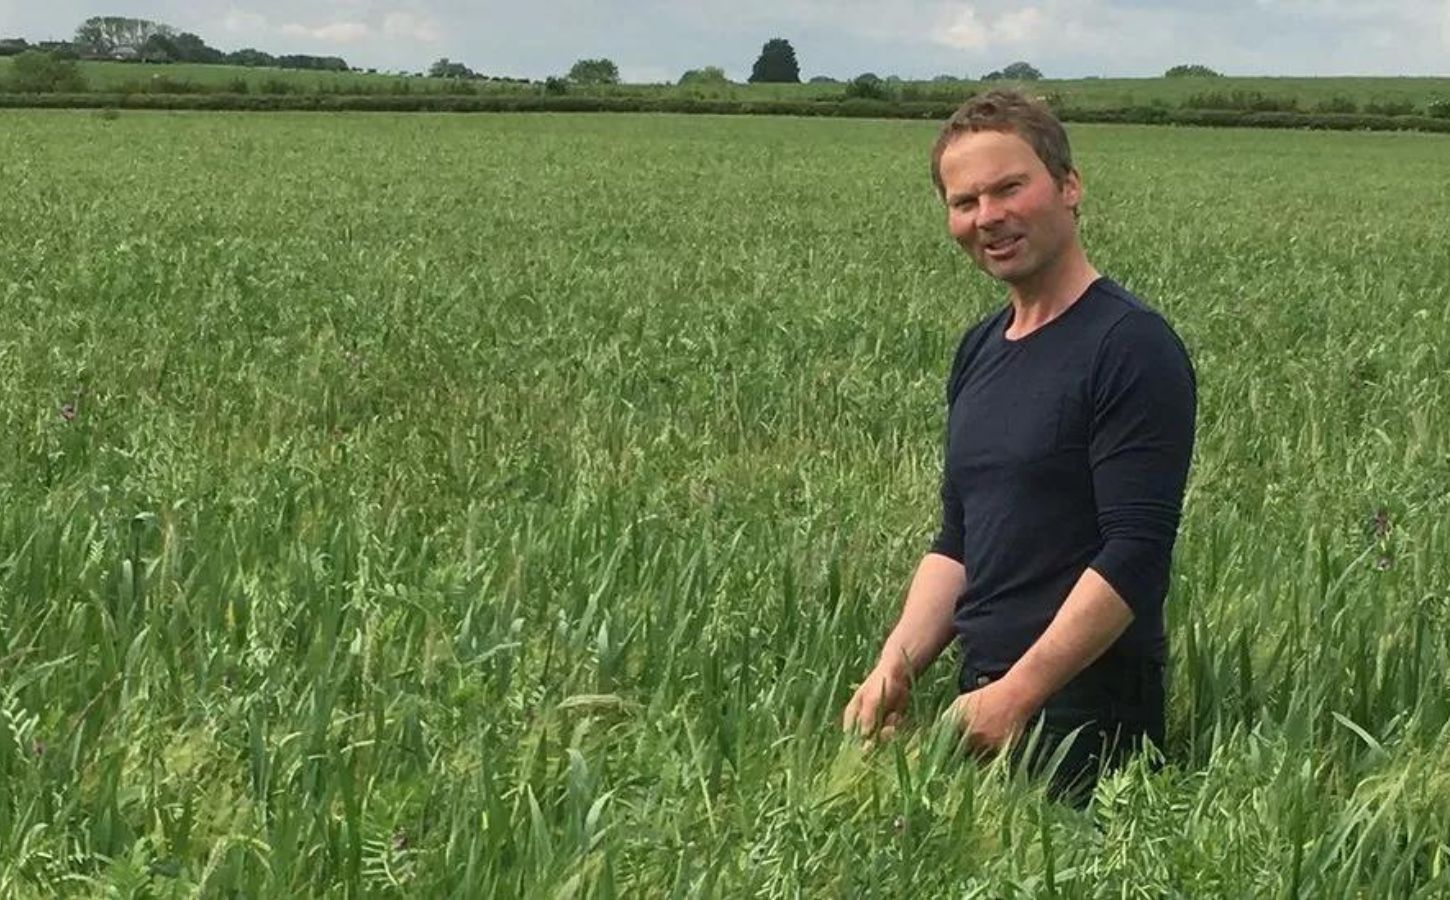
[749,38,800,83]
[983,61,1043,81]
[1165,64,1223,78]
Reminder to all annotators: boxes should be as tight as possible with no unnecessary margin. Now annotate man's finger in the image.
[857,691,880,737]
[878,711,902,742]
[943,695,977,735]
[940,698,963,726]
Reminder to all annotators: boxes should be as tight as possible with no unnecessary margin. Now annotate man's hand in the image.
[840,552,964,742]
[842,662,911,740]
[944,676,1041,755]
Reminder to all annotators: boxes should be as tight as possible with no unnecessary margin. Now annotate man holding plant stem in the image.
[841,90,1196,801]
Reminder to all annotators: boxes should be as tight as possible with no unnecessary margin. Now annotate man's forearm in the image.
[876,553,965,677]
[999,566,1134,710]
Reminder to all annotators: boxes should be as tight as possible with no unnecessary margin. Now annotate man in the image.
[841,90,1196,802]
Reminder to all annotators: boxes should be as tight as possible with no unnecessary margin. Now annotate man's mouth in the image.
[981,235,1024,259]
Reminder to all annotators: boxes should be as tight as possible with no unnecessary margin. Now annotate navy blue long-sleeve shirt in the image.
[930,277,1196,674]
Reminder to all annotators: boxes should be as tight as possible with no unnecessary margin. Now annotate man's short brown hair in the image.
[930,89,1075,198]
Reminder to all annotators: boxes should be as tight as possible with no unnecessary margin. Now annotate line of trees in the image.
[1165,64,1223,78]
[983,61,1043,81]
[0,17,350,71]
[742,41,1057,85]
[3,21,1244,95]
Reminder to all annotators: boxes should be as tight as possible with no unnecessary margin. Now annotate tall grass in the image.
[1,111,1448,895]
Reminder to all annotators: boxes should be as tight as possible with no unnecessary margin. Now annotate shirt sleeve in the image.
[1086,311,1196,616]
[929,461,965,562]
[929,328,975,563]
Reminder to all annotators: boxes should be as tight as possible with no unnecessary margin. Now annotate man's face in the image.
[938,129,1083,286]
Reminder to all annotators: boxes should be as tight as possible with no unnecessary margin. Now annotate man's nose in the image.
[976,195,1006,228]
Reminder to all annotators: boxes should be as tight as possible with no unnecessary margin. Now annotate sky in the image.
[1,1,1447,82]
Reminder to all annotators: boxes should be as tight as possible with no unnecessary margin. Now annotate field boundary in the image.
[4,91,1450,133]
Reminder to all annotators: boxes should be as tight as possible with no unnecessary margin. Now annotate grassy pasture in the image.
[2,110,1450,896]
[2,58,1449,111]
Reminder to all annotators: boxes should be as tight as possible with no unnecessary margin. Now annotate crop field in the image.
[2,110,1449,896]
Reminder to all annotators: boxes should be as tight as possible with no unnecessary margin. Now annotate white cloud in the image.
[932,2,1058,51]
[223,8,268,34]
[217,6,437,50]
[928,0,1187,71]
[279,21,372,44]
[382,12,442,43]
[938,4,988,49]
[993,6,1047,43]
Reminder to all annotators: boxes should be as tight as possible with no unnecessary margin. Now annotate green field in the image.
[3,59,1450,113]
[2,110,1449,896]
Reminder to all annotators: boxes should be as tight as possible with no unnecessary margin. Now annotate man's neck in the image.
[1004,246,1100,340]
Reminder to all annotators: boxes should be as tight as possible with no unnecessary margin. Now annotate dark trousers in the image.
[960,654,1166,806]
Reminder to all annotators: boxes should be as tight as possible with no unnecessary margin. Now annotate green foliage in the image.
[568,58,620,85]
[1,60,1449,137]
[142,74,204,94]
[749,37,800,83]
[984,61,1043,81]
[1,59,1446,116]
[844,73,892,101]
[5,92,1450,135]
[139,32,179,62]
[172,32,225,65]
[1427,98,1450,119]
[1363,98,1415,116]
[429,58,476,80]
[227,48,275,67]
[74,15,173,57]
[1184,90,1299,112]
[1314,95,1359,113]
[679,65,729,86]
[274,53,350,72]
[4,50,86,92]
[544,76,569,96]
[1165,64,1223,78]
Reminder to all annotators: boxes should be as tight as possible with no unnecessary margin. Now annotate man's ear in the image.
[1061,167,1084,212]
